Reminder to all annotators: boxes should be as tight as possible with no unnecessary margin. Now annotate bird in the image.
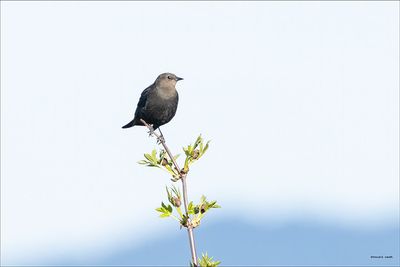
[122,73,183,137]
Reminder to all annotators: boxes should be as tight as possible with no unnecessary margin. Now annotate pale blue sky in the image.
[1,1,399,265]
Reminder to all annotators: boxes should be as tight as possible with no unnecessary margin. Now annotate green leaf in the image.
[188,201,194,214]
[164,164,177,176]
[203,141,210,154]
[183,147,190,156]
[151,149,157,162]
[197,252,221,267]
[166,186,174,205]
[171,185,181,198]
[144,153,153,162]
[194,135,202,149]
[155,207,164,213]
[167,204,173,213]
[208,201,221,209]
[147,164,161,168]
[159,213,170,218]
[159,150,166,158]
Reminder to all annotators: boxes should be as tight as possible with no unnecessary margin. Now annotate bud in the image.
[181,215,188,228]
[192,149,200,159]
[161,158,168,166]
[200,204,206,214]
[194,206,200,214]
[172,197,181,207]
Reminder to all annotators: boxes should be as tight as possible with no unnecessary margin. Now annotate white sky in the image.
[1,1,399,264]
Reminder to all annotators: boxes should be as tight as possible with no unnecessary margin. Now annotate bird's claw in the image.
[156,135,165,144]
[147,126,155,137]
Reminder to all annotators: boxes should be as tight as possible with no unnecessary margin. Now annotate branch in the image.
[139,119,198,266]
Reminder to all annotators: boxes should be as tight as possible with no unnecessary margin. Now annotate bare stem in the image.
[140,119,198,266]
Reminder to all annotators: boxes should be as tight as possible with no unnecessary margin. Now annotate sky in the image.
[1,1,399,266]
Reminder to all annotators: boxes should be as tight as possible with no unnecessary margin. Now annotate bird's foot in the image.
[156,134,165,144]
[156,128,165,144]
[147,125,155,137]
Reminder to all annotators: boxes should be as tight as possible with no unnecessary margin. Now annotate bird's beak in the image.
[176,77,184,81]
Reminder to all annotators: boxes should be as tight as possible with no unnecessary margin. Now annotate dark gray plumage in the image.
[122,73,183,130]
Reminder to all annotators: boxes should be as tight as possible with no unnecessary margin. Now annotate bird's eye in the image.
[167,76,172,80]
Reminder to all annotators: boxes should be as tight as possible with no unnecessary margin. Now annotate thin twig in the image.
[140,119,198,266]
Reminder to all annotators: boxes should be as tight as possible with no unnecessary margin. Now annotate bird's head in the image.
[155,73,183,89]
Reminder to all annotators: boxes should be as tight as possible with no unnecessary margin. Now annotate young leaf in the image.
[183,147,190,156]
[167,204,173,213]
[194,135,202,149]
[208,201,221,209]
[171,185,181,198]
[155,207,164,213]
[188,201,194,214]
[197,252,221,267]
[202,141,210,155]
[159,213,170,218]
[151,149,157,162]
[166,186,174,206]
[144,153,153,162]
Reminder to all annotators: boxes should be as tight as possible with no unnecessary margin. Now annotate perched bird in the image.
[122,73,183,134]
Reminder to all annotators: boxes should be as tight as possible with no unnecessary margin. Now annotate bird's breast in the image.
[156,86,177,100]
[143,91,178,125]
[146,89,177,109]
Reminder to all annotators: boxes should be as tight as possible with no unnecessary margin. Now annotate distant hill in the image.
[52,219,399,266]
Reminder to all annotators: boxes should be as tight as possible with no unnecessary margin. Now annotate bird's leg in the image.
[156,128,165,144]
[147,125,155,137]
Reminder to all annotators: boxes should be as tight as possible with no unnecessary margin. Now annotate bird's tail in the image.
[122,119,136,129]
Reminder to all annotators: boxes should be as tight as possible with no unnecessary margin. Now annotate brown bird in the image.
[122,73,183,135]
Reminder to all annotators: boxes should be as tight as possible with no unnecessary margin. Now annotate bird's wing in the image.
[133,84,154,125]
[137,85,152,109]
